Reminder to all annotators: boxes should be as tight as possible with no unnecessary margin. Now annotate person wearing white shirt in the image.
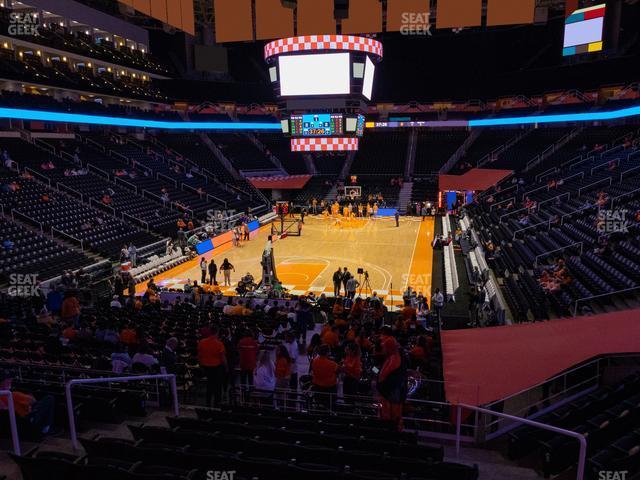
[284,332,299,390]
[110,295,122,309]
[253,351,276,406]
[132,346,159,370]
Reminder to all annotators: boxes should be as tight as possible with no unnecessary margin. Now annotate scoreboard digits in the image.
[290,113,344,136]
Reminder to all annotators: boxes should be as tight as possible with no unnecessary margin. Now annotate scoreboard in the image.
[290,113,343,136]
[264,35,382,151]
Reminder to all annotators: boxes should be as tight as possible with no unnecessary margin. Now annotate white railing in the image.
[534,242,583,267]
[157,172,178,187]
[87,163,109,179]
[0,390,20,455]
[66,374,179,451]
[114,176,138,193]
[455,403,587,480]
[572,285,640,317]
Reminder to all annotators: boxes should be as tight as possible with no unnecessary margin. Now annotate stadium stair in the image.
[398,181,413,213]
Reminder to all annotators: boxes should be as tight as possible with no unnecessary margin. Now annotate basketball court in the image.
[138,215,435,309]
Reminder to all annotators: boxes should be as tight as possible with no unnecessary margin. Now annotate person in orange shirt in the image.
[62,325,78,341]
[120,324,138,346]
[349,297,365,321]
[332,297,344,317]
[342,343,362,397]
[345,326,357,342]
[377,336,407,430]
[177,218,186,229]
[60,291,81,327]
[197,326,227,407]
[275,345,292,391]
[0,370,56,435]
[321,325,340,349]
[400,301,417,323]
[311,345,340,406]
[409,336,429,371]
[355,329,373,353]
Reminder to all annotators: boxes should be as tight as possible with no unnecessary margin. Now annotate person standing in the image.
[311,345,340,408]
[346,275,359,300]
[221,258,235,287]
[208,259,218,285]
[237,330,259,389]
[284,332,300,390]
[342,267,351,296]
[200,257,207,284]
[395,211,400,227]
[377,335,408,430]
[332,267,343,297]
[432,288,445,325]
[0,371,56,436]
[128,243,137,267]
[342,343,362,398]
[197,327,227,407]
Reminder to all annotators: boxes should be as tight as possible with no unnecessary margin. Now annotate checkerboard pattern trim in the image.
[291,137,359,152]
[265,35,383,60]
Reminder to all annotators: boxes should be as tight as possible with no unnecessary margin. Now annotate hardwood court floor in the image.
[139,215,435,307]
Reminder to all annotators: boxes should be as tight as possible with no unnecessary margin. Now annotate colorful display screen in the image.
[290,114,343,136]
[356,115,365,137]
[563,4,606,56]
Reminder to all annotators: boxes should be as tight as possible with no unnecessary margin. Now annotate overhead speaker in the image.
[281,0,297,8]
[335,0,349,20]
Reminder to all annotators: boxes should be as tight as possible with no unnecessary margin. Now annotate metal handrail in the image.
[0,390,20,455]
[499,207,527,223]
[89,197,116,216]
[11,209,43,233]
[114,176,138,193]
[610,185,640,208]
[122,212,149,231]
[489,196,515,211]
[157,172,177,187]
[572,284,640,316]
[577,176,612,197]
[87,163,109,179]
[66,374,179,450]
[455,403,587,480]
[534,241,583,267]
[23,167,51,186]
[56,182,83,201]
[51,227,84,251]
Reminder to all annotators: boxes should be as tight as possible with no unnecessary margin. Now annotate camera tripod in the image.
[358,272,372,297]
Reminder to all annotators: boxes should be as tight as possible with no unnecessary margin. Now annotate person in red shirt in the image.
[311,345,340,407]
[321,325,340,349]
[342,343,362,397]
[274,345,292,389]
[197,326,227,407]
[0,370,55,435]
[237,331,259,389]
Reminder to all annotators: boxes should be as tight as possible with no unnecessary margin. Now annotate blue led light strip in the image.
[468,106,640,127]
[0,107,282,130]
[0,105,638,130]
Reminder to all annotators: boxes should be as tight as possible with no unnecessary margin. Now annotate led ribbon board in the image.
[0,107,282,130]
[0,105,639,130]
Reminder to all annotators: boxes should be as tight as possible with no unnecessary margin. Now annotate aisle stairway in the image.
[398,181,413,213]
